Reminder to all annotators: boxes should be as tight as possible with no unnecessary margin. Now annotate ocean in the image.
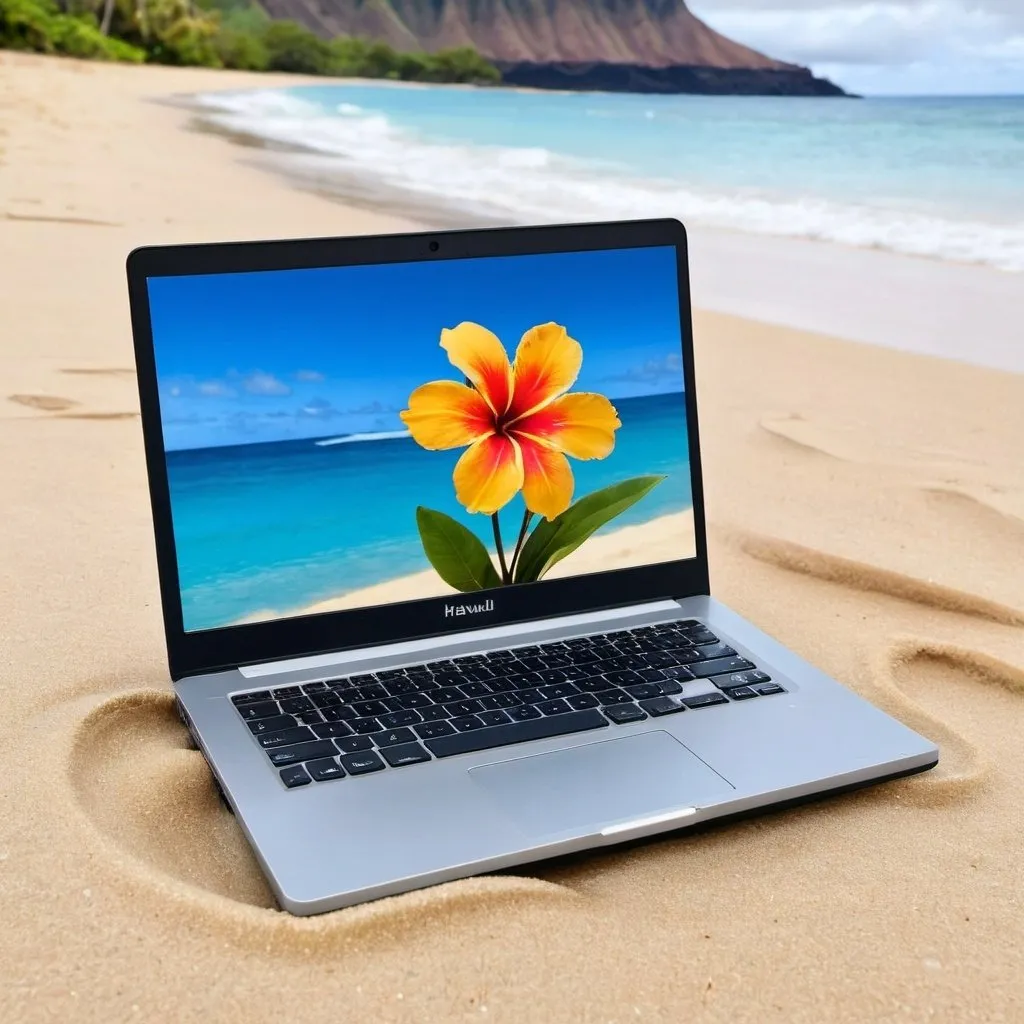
[191,85,1024,272]
[167,392,693,632]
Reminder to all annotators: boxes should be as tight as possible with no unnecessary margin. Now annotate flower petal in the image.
[453,434,524,515]
[507,323,583,422]
[399,381,494,450]
[520,439,574,521]
[511,392,621,461]
[440,322,514,417]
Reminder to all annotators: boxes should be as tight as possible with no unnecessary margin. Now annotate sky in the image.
[147,245,686,451]
[690,0,1024,95]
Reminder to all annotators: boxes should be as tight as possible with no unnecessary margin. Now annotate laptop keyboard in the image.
[229,619,786,789]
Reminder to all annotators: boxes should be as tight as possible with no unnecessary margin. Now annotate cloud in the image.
[197,381,234,397]
[241,371,291,397]
[604,352,683,387]
[294,369,325,382]
[299,398,341,418]
[690,0,1024,92]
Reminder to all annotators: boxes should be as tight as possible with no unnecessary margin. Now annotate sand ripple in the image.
[67,690,575,942]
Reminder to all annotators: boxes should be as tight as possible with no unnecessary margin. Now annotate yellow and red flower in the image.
[400,322,621,520]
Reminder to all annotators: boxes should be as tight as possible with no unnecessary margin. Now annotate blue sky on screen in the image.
[148,246,686,451]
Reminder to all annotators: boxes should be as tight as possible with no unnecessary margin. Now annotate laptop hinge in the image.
[238,599,682,679]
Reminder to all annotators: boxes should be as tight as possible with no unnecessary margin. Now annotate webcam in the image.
[428,240,440,252]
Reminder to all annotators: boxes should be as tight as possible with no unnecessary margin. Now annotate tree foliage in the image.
[1,0,502,84]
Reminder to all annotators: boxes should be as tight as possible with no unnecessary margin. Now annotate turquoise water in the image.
[194,87,1024,270]
[168,392,693,632]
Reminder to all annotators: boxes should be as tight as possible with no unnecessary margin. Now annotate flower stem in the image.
[508,510,534,581]
[491,512,510,584]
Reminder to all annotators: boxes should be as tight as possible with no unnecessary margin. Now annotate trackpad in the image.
[468,731,734,837]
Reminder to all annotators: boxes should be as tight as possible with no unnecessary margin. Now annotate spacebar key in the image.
[424,709,609,758]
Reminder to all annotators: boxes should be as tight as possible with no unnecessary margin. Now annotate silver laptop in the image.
[126,218,938,915]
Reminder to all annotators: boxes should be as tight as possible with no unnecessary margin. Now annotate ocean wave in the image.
[315,430,411,446]
[193,89,1024,273]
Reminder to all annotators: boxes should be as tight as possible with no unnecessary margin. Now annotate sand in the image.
[2,51,1023,1024]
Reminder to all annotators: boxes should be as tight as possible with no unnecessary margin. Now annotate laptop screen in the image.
[146,245,697,634]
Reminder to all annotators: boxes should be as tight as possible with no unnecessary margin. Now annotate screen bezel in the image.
[127,219,710,679]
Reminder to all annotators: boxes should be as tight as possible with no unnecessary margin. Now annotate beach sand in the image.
[243,511,697,623]
[3,51,1024,1023]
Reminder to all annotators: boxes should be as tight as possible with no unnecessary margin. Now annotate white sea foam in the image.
[315,430,411,446]
[194,90,1024,273]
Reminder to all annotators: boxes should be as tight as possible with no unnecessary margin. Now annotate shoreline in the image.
[232,509,697,627]
[180,80,1024,374]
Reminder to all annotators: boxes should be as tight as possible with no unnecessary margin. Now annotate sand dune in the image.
[2,51,1023,1024]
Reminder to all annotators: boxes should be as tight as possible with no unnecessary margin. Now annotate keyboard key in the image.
[232,690,271,705]
[258,727,314,748]
[477,710,511,727]
[393,693,434,710]
[418,704,451,722]
[339,751,385,776]
[279,696,315,715]
[279,765,311,788]
[351,699,392,718]
[537,669,568,685]
[604,703,648,724]
[515,687,544,704]
[414,721,456,740]
[726,686,758,700]
[379,710,423,729]
[301,681,328,694]
[450,714,484,732]
[638,696,686,717]
[335,735,374,754]
[605,670,643,686]
[711,669,772,690]
[625,683,662,700]
[507,704,542,721]
[567,692,600,710]
[379,742,431,768]
[656,680,684,696]
[755,683,786,695]
[595,688,630,705]
[661,665,696,682]
[689,632,720,646]
[272,686,303,699]
[696,643,737,661]
[682,693,729,709]
[576,677,612,692]
[424,709,608,758]
[307,757,345,782]
[237,701,280,721]
[247,714,296,735]
[691,657,754,679]
[312,721,353,739]
[536,698,572,716]
[267,740,338,767]
[432,687,465,704]
[371,727,417,748]
[295,711,324,726]
[459,682,492,698]
[479,693,521,711]
[310,691,341,708]
[351,717,383,734]
[322,705,357,722]
[539,683,579,700]
[446,699,484,717]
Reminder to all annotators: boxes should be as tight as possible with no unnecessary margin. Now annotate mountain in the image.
[258,0,850,96]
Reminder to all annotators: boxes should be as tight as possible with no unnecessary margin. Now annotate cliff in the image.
[259,0,850,96]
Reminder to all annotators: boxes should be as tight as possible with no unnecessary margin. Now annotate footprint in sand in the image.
[733,530,1024,801]
[67,690,574,934]
[759,411,1024,522]
[8,393,78,412]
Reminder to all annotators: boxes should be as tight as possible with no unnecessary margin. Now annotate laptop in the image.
[126,218,938,915]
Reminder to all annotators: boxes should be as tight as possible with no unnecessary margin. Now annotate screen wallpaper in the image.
[147,245,697,632]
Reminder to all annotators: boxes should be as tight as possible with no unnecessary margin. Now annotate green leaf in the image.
[513,475,666,584]
[416,506,503,593]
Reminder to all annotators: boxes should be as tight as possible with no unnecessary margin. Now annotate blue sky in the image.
[692,0,1024,96]
[148,245,686,451]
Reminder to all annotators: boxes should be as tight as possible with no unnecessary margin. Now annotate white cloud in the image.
[197,381,233,397]
[691,0,1024,93]
[294,369,325,382]
[242,371,292,396]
